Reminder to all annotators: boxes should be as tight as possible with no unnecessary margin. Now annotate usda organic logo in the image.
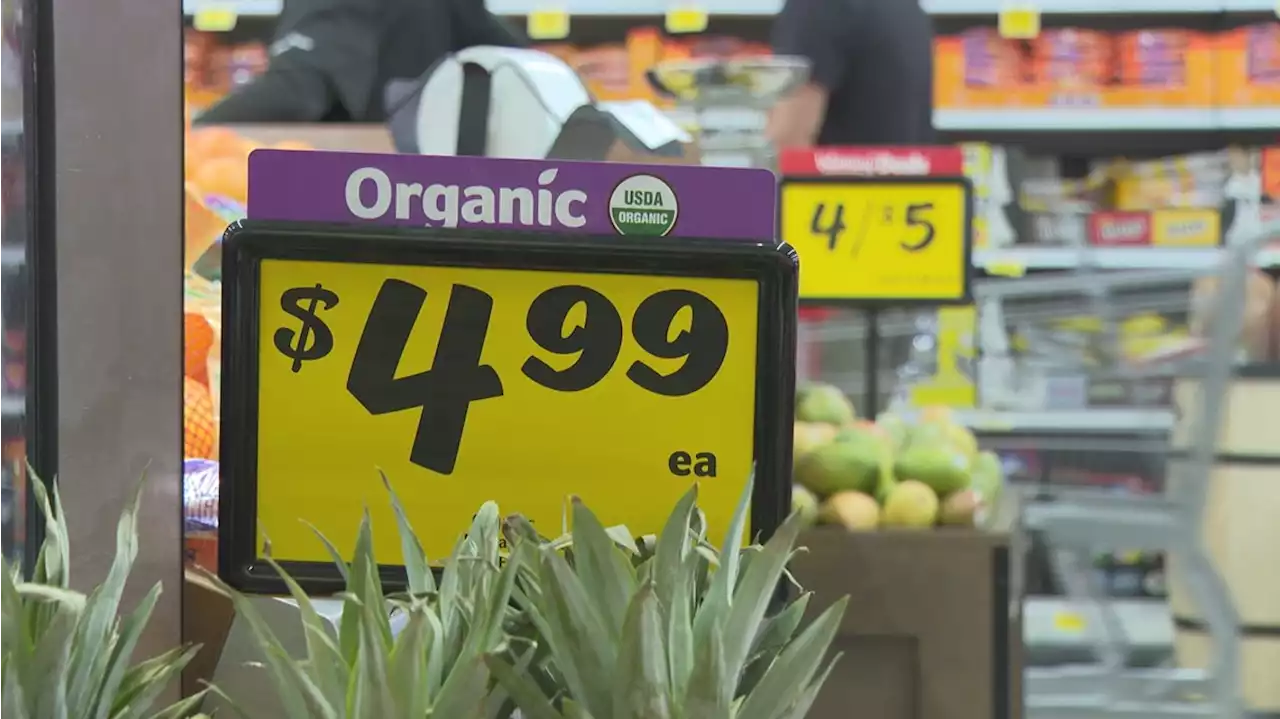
[609,174,679,236]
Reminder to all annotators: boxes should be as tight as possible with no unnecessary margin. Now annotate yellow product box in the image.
[1150,209,1221,246]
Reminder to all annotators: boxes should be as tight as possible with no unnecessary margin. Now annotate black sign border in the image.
[219,220,798,596]
[777,175,975,307]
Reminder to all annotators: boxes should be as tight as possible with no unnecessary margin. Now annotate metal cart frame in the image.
[974,221,1280,719]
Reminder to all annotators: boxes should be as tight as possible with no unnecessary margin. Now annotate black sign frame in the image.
[218,220,798,595]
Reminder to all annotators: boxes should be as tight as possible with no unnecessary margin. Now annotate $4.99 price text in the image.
[271,270,737,476]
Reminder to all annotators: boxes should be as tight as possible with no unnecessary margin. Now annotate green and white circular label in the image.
[609,174,679,236]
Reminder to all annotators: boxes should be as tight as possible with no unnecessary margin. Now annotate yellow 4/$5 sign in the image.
[778,176,974,304]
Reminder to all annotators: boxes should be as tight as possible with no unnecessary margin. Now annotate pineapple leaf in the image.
[261,555,346,711]
[734,597,848,719]
[720,510,808,687]
[380,469,435,595]
[567,497,634,639]
[485,652,565,719]
[611,579,672,719]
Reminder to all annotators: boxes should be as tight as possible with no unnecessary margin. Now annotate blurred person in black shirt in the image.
[195,0,526,124]
[767,0,935,148]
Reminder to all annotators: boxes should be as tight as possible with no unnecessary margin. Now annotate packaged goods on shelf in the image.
[183,30,269,110]
[960,143,1278,250]
[1217,22,1280,109]
[183,458,219,570]
[934,24,1279,111]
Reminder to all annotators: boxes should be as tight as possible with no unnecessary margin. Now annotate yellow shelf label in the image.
[527,8,570,41]
[1053,611,1087,633]
[998,5,1041,39]
[983,259,1026,278]
[192,5,238,32]
[666,6,708,34]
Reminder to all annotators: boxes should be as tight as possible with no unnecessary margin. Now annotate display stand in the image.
[775,149,1022,719]
[193,150,799,708]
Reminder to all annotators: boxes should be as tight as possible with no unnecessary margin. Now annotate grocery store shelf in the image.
[487,0,781,14]
[974,246,1280,272]
[182,0,281,17]
[931,408,1177,433]
[485,0,1271,13]
[1218,108,1280,129]
[1024,597,1173,650]
[936,108,1228,132]
[925,0,1222,13]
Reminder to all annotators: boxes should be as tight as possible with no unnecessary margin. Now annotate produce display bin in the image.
[791,526,1022,719]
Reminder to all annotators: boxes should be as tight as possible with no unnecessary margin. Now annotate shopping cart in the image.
[796,221,1279,718]
[646,56,808,169]
[976,221,1280,719]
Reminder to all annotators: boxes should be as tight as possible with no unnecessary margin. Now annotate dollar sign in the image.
[274,283,340,373]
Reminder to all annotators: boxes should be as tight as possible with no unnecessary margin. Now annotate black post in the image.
[864,307,880,419]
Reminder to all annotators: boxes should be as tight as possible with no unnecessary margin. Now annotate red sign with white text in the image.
[778,146,965,177]
[1088,211,1153,246]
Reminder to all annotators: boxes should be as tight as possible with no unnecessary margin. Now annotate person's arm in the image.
[767,0,855,149]
[196,6,380,124]
[195,63,334,124]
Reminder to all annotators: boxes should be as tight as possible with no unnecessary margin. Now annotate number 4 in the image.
[901,202,936,252]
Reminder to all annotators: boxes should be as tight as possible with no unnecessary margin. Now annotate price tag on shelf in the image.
[778,176,974,305]
[1052,610,1087,633]
[997,3,1041,40]
[665,5,709,34]
[527,7,570,40]
[192,3,238,31]
[982,258,1027,277]
[219,151,793,595]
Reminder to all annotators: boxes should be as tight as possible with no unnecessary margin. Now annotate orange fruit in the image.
[190,156,249,205]
[273,140,313,151]
[184,375,217,460]
[185,312,215,384]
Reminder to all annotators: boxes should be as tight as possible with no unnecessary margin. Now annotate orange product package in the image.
[1263,147,1280,200]
[1032,29,1113,87]
[626,27,665,101]
[1116,29,1192,88]
[1215,23,1280,108]
[226,42,268,88]
[572,45,632,100]
[184,29,212,89]
[959,28,1026,88]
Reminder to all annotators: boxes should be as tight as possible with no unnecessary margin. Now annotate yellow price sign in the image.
[192,4,238,31]
[527,8,570,40]
[998,5,1042,39]
[219,223,795,594]
[1052,610,1087,633]
[665,6,709,34]
[778,176,974,304]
